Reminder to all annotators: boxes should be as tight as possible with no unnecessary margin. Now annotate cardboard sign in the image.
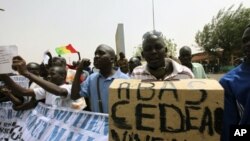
[109,79,224,141]
[0,45,18,74]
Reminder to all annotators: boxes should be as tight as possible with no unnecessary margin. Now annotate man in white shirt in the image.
[1,56,74,109]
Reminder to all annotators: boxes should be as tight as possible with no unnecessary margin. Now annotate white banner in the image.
[0,102,108,141]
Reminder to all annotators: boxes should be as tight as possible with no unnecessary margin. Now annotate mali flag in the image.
[55,44,77,55]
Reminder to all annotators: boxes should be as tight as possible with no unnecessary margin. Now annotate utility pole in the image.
[152,0,155,31]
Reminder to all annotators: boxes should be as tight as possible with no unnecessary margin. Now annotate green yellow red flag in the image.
[55,44,77,55]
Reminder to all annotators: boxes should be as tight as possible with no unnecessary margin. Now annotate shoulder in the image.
[219,67,239,82]
[130,65,148,78]
[60,84,72,89]
[192,62,203,68]
[132,65,146,73]
[114,69,130,79]
[170,59,194,78]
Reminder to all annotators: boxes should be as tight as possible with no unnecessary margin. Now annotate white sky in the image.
[1,0,250,64]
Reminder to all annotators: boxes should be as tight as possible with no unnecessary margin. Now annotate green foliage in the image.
[195,4,250,65]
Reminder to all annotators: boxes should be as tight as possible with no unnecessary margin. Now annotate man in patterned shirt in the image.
[131,30,194,81]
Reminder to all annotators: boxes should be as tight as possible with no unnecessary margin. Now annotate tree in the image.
[195,4,250,65]
[133,37,177,60]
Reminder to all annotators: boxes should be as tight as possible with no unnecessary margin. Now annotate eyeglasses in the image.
[142,30,163,40]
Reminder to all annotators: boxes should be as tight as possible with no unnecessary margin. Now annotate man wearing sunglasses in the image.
[131,30,194,81]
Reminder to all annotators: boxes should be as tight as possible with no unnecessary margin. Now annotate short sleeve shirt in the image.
[33,84,72,108]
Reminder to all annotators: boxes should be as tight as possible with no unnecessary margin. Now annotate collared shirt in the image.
[192,63,207,79]
[131,58,194,80]
[79,69,129,113]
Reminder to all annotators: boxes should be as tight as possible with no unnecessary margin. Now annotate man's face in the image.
[94,46,113,70]
[179,50,192,66]
[142,38,166,69]
[242,27,250,62]
[47,67,65,85]
[128,57,141,73]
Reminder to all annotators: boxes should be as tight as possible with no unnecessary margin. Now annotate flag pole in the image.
[152,0,155,31]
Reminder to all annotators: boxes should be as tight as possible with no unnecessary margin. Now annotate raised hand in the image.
[12,56,29,75]
[77,58,91,71]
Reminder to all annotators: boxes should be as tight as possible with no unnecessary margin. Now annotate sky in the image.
[1,0,250,64]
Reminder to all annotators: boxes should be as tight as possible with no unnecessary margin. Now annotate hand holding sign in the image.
[12,56,29,75]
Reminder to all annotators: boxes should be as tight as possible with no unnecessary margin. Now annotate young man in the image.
[219,24,250,141]
[117,52,129,74]
[71,44,129,113]
[1,56,72,109]
[131,30,194,80]
[179,46,207,78]
[128,56,142,76]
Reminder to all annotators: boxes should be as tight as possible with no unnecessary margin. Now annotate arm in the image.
[12,56,68,97]
[12,97,38,111]
[0,94,9,102]
[0,74,35,97]
[219,78,240,141]
[71,59,90,100]
[0,87,24,105]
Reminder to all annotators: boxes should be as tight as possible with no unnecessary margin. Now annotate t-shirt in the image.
[192,63,207,79]
[33,84,72,108]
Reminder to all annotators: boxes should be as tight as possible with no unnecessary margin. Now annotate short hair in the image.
[142,30,166,49]
[27,62,40,69]
[97,44,115,58]
[179,46,192,54]
[142,30,164,41]
[50,66,67,77]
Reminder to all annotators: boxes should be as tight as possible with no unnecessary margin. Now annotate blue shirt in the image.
[79,70,129,113]
[219,62,250,141]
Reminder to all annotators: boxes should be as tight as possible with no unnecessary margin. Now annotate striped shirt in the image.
[130,58,194,81]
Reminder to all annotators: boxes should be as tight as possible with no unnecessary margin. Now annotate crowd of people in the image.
[1,24,250,141]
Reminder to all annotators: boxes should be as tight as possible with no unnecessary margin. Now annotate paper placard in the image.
[0,45,18,74]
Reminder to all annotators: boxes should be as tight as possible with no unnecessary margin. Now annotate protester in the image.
[0,75,37,110]
[0,56,74,110]
[117,52,129,74]
[128,56,142,76]
[71,44,129,113]
[219,24,250,141]
[179,46,207,78]
[51,56,67,68]
[131,30,194,80]
[27,62,41,89]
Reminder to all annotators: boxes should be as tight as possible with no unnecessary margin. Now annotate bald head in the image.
[179,46,192,67]
[27,62,40,76]
[96,44,115,58]
[179,46,192,55]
